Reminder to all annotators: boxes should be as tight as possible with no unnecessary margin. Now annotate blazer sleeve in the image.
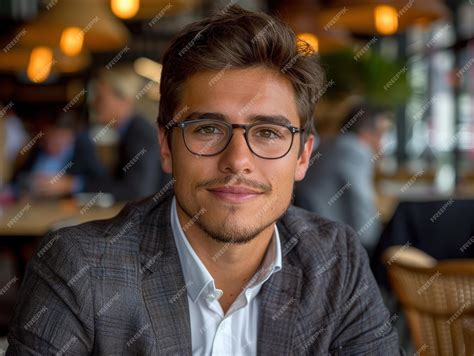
[6,232,94,355]
[328,225,404,355]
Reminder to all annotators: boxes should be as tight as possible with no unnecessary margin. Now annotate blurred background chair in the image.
[372,199,474,291]
[383,246,474,356]
[463,319,474,355]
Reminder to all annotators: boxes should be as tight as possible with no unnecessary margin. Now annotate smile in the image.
[206,186,263,203]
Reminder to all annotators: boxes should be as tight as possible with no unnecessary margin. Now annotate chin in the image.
[197,216,270,245]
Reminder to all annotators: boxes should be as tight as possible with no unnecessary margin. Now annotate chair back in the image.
[383,246,474,356]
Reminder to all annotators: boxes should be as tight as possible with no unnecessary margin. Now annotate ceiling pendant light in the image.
[279,4,351,54]
[27,46,54,83]
[110,0,140,19]
[374,5,398,35]
[21,0,130,52]
[60,27,83,56]
[320,0,449,35]
[297,33,319,53]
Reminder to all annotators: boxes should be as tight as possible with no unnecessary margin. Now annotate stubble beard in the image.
[176,195,291,245]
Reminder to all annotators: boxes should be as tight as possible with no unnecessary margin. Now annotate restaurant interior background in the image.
[0,0,473,354]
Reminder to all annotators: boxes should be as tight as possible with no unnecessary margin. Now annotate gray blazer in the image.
[7,190,401,355]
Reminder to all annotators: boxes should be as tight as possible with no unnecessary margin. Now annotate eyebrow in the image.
[182,112,293,126]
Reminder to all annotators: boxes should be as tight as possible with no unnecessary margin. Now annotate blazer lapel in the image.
[257,262,303,355]
[256,218,307,355]
[139,192,192,355]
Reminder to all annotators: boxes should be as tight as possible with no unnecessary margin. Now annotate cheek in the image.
[270,164,296,196]
[173,178,191,203]
[171,149,206,191]
[172,163,199,209]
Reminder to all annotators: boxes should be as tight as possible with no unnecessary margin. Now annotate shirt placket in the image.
[211,316,233,356]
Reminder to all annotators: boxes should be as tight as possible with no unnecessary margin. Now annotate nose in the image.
[217,128,254,175]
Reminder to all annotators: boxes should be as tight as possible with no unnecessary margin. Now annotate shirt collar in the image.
[170,196,282,303]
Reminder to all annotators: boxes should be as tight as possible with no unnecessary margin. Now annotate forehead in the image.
[180,67,300,126]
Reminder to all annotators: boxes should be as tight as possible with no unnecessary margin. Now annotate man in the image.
[0,103,28,166]
[85,66,165,201]
[0,103,28,199]
[7,6,401,355]
[8,113,106,199]
[295,103,389,254]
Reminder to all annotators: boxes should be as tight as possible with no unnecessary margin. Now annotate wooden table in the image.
[0,199,125,236]
[0,199,125,278]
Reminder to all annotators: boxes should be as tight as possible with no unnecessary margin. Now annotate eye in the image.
[253,127,283,139]
[195,125,223,135]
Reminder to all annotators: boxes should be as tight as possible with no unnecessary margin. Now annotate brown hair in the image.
[158,5,325,152]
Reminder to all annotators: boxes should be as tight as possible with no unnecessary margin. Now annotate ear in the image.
[294,134,314,182]
[158,127,173,174]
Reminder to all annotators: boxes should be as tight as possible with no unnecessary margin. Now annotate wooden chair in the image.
[383,246,474,356]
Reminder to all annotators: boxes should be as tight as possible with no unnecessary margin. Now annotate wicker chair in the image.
[463,319,474,355]
[383,246,474,356]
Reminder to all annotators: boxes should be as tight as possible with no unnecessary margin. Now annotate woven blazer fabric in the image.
[7,190,401,355]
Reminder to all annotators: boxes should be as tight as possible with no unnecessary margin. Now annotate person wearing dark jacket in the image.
[9,116,106,199]
[85,66,166,201]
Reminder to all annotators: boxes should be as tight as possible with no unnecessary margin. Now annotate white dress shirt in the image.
[170,197,282,356]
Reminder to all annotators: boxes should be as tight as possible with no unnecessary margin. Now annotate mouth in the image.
[206,185,264,203]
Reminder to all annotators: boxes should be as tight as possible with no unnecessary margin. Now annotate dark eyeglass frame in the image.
[168,118,305,160]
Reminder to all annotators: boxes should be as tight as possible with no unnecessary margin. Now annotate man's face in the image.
[44,127,74,156]
[92,81,124,124]
[363,115,390,154]
[159,67,314,244]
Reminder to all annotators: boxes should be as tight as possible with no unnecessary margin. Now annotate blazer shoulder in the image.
[36,192,171,265]
[35,200,145,264]
[280,205,358,261]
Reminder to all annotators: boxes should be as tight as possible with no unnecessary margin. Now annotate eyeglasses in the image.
[168,119,304,159]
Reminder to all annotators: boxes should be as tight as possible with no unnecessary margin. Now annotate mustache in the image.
[197,175,272,193]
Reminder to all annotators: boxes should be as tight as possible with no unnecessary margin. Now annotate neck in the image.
[176,204,275,313]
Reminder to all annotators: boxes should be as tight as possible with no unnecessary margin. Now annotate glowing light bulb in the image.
[60,27,83,56]
[110,0,140,19]
[27,46,53,83]
[374,5,398,35]
[297,32,319,53]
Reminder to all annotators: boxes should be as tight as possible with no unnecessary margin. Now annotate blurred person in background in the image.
[87,66,165,201]
[0,104,28,198]
[0,103,28,166]
[294,102,390,255]
[8,113,106,199]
